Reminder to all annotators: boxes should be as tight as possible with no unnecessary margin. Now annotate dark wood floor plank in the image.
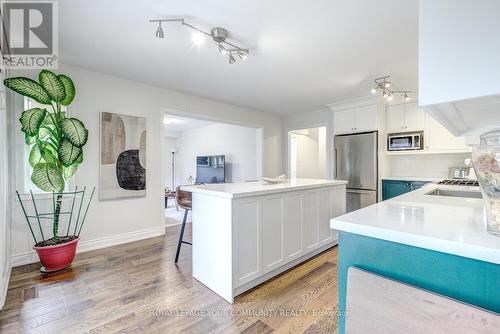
[0,224,339,334]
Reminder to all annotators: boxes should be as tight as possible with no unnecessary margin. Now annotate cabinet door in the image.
[331,186,346,242]
[262,195,284,273]
[404,103,425,132]
[303,190,319,250]
[334,109,355,134]
[386,104,405,133]
[410,181,430,191]
[354,104,378,132]
[318,188,334,244]
[425,114,468,151]
[382,180,410,200]
[283,193,304,260]
[234,197,262,286]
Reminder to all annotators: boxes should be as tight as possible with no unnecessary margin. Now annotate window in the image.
[22,97,69,193]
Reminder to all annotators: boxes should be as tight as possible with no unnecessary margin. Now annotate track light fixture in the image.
[371,76,411,102]
[228,52,236,64]
[155,22,164,39]
[149,17,249,64]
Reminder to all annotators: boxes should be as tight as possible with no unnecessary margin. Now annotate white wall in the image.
[386,153,471,179]
[283,108,332,179]
[10,63,283,266]
[419,0,500,106]
[290,127,327,179]
[170,123,261,186]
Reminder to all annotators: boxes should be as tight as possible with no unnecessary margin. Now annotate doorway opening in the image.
[163,113,263,227]
[288,126,327,179]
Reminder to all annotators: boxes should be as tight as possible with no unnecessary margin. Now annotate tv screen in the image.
[196,155,225,184]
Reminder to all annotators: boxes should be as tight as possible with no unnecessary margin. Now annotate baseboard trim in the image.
[11,226,165,267]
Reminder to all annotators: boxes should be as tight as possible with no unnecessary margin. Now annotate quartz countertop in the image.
[181,178,347,198]
[330,183,500,264]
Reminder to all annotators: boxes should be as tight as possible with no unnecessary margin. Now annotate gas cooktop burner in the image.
[438,179,479,187]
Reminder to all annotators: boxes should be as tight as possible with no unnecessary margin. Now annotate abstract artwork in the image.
[100,112,146,200]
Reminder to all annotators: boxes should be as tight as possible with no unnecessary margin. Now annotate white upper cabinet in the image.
[354,104,378,133]
[334,109,355,134]
[425,113,468,151]
[333,104,378,134]
[386,102,425,133]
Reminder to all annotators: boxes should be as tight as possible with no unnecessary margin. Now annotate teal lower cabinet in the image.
[382,179,430,200]
[337,231,500,334]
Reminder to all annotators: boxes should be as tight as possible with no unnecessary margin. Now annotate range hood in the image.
[422,94,500,138]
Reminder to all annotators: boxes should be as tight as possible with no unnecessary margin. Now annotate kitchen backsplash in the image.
[387,153,471,179]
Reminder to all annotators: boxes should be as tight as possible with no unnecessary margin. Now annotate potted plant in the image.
[4,70,94,272]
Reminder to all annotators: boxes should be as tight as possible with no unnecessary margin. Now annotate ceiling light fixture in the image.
[371,76,412,102]
[155,22,164,39]
[228,52,236,64]
[149,17,249,64]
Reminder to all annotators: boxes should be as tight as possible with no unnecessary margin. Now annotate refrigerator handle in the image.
[334,148,338,178]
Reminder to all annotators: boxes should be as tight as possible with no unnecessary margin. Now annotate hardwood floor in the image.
[0,224,339,334]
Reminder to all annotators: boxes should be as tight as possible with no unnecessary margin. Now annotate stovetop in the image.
[438,179,479,187]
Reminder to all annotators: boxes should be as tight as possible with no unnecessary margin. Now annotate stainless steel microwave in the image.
[387,131,424,151]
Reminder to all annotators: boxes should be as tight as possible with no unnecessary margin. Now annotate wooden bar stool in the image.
[174,186,192,263]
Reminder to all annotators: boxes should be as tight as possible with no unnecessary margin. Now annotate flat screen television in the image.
[196,155,225,184]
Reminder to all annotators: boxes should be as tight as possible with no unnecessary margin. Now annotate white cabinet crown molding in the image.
[327,95,383,112]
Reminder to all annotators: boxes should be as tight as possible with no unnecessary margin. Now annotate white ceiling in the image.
[59,0,418,115]
[163,114,216,136]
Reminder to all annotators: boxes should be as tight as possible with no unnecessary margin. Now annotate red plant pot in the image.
[33,237,80,272]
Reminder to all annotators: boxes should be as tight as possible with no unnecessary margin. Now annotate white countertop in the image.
[182,178,348,198]
[381,176,442,182]
[331,184,500,265]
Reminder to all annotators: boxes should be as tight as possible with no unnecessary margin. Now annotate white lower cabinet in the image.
[303,190,320,250]
[262,195,284,273]
[234,185,346,289]
[234,197,262,285]
[283,193,304,260]
[192,182,347,304]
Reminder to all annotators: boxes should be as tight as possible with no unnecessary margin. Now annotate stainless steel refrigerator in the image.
[334,131,378,213]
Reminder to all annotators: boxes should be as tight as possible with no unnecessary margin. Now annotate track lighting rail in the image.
[149,17,249,63]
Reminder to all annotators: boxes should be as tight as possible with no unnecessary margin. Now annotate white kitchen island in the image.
[182,178,347,303]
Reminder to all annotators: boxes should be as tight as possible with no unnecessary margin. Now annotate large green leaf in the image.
[25,133,36,145]
[62,164,78,180]
[29,145,58,167]
[60,118,88,147]
[76,151,83,164]
[19,108,47,136]
[4,77,51,104]
[58,75,75,106]
[28,145,43,167]
[39,70,66,102]
[31,163,64,192]
[58,138,82,166]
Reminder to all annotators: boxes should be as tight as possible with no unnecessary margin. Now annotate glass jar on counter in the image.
[472,130,500,236]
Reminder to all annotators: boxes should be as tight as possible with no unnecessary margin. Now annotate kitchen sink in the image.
[426,189,482,199]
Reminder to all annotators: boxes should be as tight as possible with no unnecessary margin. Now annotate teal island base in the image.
[337,231,500,333]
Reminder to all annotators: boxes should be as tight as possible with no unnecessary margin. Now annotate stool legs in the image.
[175,209,190,263]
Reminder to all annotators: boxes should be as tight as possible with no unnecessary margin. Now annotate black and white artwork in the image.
[100,112,146,200]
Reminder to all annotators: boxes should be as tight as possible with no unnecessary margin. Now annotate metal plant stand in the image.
[16,187,95,271]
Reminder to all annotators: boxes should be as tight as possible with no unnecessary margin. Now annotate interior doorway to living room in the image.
[163,113,263,227]
[288,126,327,179]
